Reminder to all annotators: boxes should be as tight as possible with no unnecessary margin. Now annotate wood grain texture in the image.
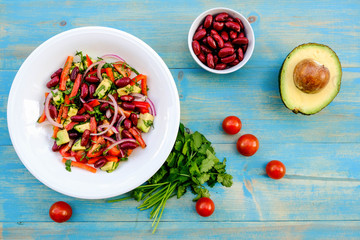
[1,0,360,239]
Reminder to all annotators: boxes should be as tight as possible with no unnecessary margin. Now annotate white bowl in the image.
[7,26,180,199]
[188,7,255,74]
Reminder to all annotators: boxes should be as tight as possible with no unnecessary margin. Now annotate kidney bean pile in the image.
[192,12,249,70]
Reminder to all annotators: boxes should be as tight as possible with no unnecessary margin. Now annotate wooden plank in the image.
[1,221,360,239]
[0,0,359,70]
[1,143,360,222]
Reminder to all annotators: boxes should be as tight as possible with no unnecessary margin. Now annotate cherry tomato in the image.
[236,134,259,156]
[196,197,215,217]
[266,160,286,179]
[222,116,242,135]
[49,201,72,223]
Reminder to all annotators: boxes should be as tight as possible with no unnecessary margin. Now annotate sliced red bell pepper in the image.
[88,99,100,108]
[138,107,149,114]
[37,92,50,123]
[105,68,115,82]
[86,54,93,68]
[59,56,74,91]
[71,150,87,163]
[133,101,150,109]
[62,95,70,119]
[113,62,129,78]
[105,156,118,162]
[88,68,106,76]
[141,75,147,95]
[90,116,97,142]
[52,106,64,138]
[86,137,105,158]
[69,73,82,100]
[129,127,146,148]
[59,144,72,157]
[88,156,103,164]
[65,121,78,131]
[106,142,121,156]
[131,74,146,86]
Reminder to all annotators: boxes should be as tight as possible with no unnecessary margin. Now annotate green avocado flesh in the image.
[279,43,342,115]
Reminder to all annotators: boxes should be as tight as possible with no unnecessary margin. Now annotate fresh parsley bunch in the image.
[109,123,233,233]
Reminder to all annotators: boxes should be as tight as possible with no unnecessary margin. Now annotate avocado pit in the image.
[293,58,330,94]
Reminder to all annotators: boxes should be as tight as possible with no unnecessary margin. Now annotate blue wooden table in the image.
[1,0,360,239]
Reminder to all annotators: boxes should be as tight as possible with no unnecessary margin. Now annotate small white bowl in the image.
[188,7,255,74]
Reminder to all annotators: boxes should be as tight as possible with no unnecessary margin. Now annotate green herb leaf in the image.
[217,173,233,187]
[65,160,72,172]
[177,185,186,199]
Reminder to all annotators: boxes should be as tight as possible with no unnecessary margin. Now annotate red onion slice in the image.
[106,109,112,119]
[131,93,146,102]
[97,61,106,82]
[105,138,137,153]
[44,90,63,128]
[90,94,118,136]
[101,54,126,63]
[82,60,105,80]
[145,97,156,116]
[103,136,116,143]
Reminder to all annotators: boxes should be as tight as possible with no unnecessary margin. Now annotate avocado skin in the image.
[278,43,342,115]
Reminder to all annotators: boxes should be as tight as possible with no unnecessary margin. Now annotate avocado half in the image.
[279,43,342,115]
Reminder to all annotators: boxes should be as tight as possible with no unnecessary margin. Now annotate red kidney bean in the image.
[46,75,60,88]
[70,66,79,82]
[130,113,138,126]
[204,15,213,28]
[215,63,227,70]
[207,36,217,49]
[218,47,235,58]
[225,21,241,32]
[121,130,133,139]
[221,53,237,63]
[81,129,91,146]
[123,119,132,130]
[80,83,89,99]
[51,68,63,79]
[214,55,219,65]
[201,37,207,45]
[229,30,238,39]
[206,54,215,69]
[213,21,224,31]
[227,17,234,22]
[232,37,249,45]
[223,42,233,48]
[121,102,135,111]
[120,95,135,102]
[197,52,206,63]
[85,76,100,83]
[214,12,229,22]
[200,44,212,54]
[196,24,204,31]
[235,17,244,30]
[94,158,107,168]
[229,59,240,66]
[242,44,248,53]
[120,142,138,150]
[237,48,244,61]
[193,29,207,40]
[88,84,96,99]
[83,103,94,112]
[71,114,90,122]
[115,77,131,88]
[48,104,57,119]
[52,141,61,152]
[192,40,201,55]
[210,29,218,36]
[221,31,229,41]
[239,32,245,38]
[68,132,79,139]
[212,34,224,48]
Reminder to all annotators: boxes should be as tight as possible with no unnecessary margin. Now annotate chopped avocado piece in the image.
[100,161,119,173]
[137,113,154,133]
[56,129,70,146]
[113,71,121,80]
[94,79,113,99]
[52,91,64,106]
[74,122,91,133]
[62,117,71,127]
[279,43,341,115]
[71,139,86,151]
[117,84,141,96]
[68,107,78,117]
